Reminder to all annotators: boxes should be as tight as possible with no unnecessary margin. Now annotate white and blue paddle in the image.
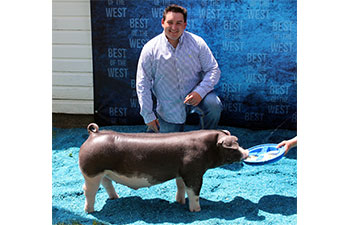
[243,144,286,166]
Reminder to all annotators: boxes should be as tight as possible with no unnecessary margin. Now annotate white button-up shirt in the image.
[136,31,221,124]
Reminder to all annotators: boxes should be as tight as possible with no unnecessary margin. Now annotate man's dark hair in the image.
[163,4,187,23]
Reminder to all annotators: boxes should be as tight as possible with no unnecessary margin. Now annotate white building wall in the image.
[52,0,93,114]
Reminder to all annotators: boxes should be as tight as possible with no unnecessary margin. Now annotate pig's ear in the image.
[221,130,231,136]
[217,136,239,149]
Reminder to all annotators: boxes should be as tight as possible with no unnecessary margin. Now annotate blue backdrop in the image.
[90,0,297,129]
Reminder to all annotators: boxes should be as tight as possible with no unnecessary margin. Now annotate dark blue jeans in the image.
[158,92,223,133]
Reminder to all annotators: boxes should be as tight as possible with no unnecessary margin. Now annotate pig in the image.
[79,123,249,213]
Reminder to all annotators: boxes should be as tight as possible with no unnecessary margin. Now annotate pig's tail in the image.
[87,123,99,134]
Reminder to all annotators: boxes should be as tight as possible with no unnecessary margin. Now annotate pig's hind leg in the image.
[82,174,103,213]
[101,176,119,199]
[175,178,186,204]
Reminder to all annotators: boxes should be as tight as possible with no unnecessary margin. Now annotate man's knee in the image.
[202,93,223,114]
[159,116,184,133]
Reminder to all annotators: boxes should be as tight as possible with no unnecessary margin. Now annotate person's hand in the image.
[184,92,202,106]
[147,119,160,133]
[277,137,297,155]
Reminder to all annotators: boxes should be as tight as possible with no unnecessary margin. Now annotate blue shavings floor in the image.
[52,125,297,225]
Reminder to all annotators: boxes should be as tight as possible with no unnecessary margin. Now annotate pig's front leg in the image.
[175,178,186,204]
[183,176,203,212]
[82,174,103,213]
[186,188,201,212]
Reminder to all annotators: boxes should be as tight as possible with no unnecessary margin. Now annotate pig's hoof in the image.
[108,196,119,200]
[189,199,201,212]
[108,193,119,200]
[189,206,201,212]
[85,209,95,213]
[176,194,186,204]
[84,205,95,213]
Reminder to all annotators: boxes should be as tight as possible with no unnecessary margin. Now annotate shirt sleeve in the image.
[136,45,157,124]
[193,38,221,99]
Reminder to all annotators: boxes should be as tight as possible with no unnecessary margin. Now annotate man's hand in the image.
[184,92,202,106]
[147,119,160,133]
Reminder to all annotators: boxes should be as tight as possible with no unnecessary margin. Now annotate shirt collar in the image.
[178,31,185,45]
[162,31,186,48]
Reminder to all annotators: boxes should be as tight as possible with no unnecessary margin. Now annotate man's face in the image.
[161,11,187,41]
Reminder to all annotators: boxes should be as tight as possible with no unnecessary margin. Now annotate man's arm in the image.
[136,46,157,125]
[192,38,221,99]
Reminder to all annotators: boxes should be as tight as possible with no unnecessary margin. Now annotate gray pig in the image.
[79,123,249,213]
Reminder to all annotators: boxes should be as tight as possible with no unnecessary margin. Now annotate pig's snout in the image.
[240,147,249,160]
